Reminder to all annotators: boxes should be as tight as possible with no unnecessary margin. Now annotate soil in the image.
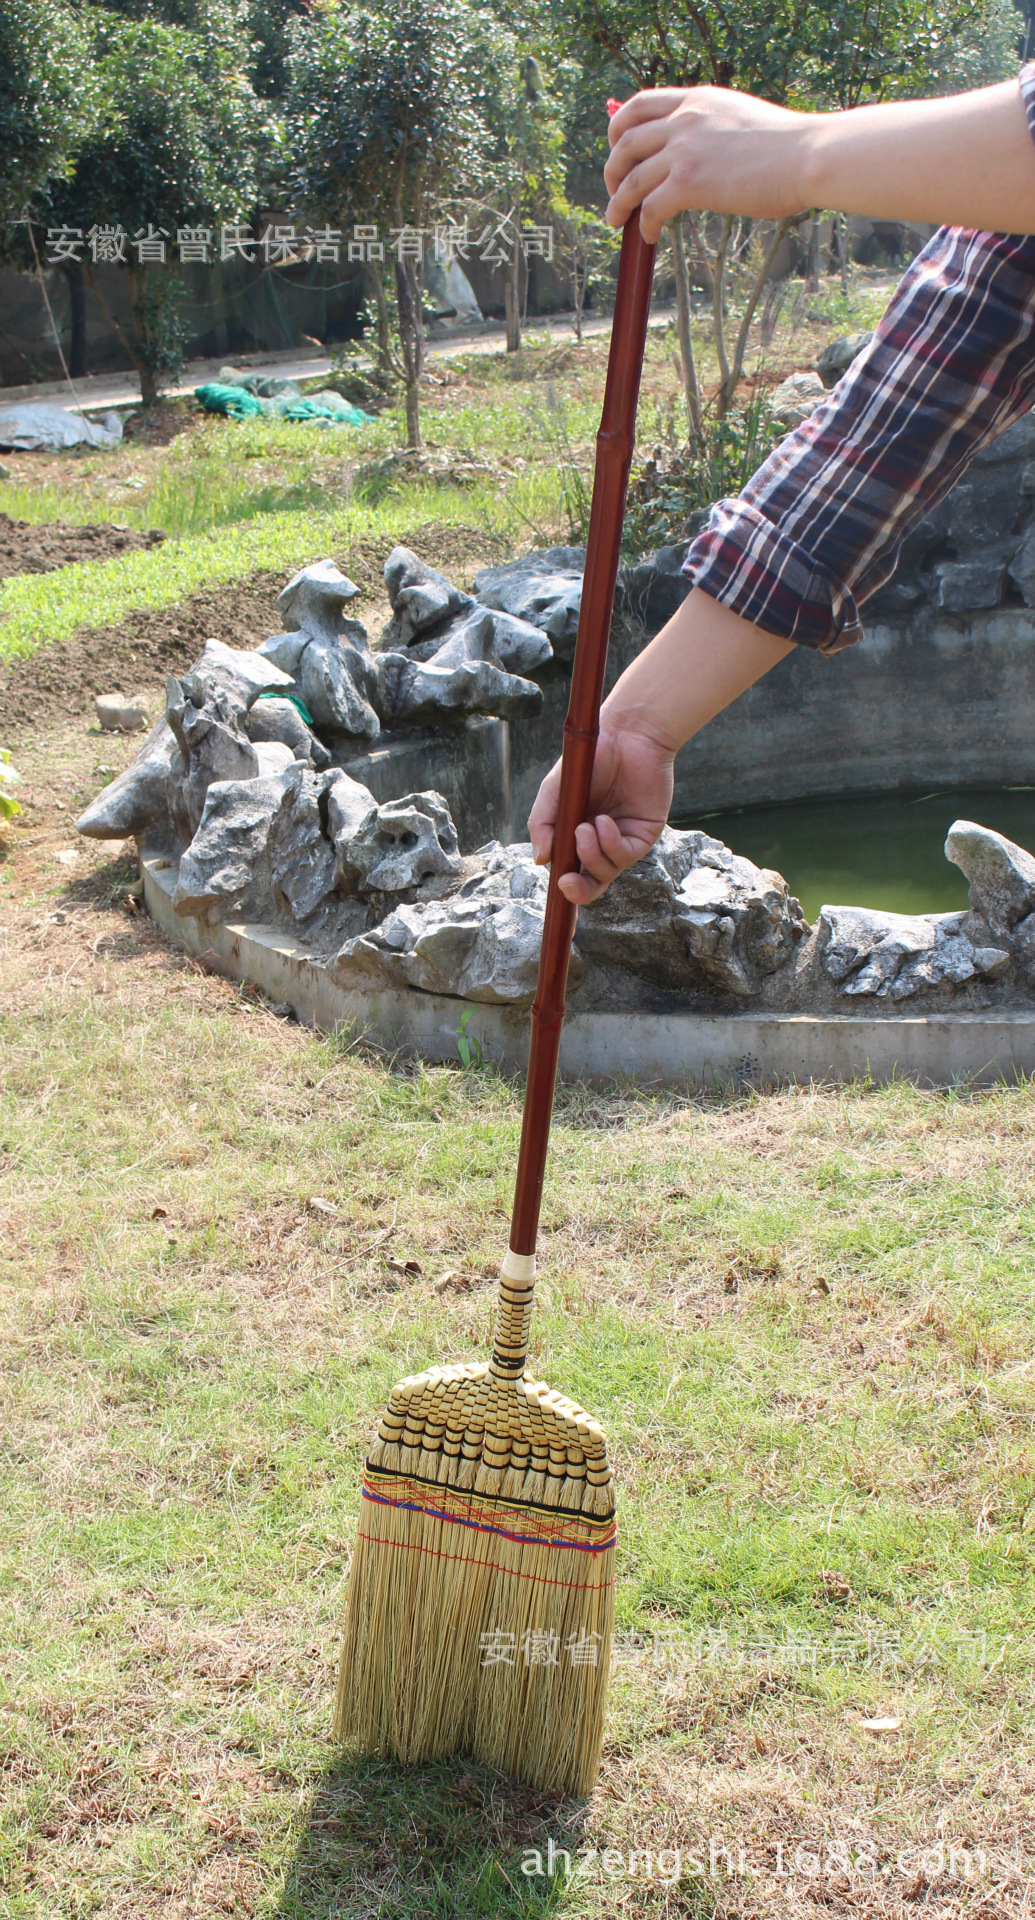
[0,513,165,581]
[0,520,509,744]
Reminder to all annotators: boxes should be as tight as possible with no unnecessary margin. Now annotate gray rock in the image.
[817,902,1002,999]
[246,695,330,768]
[971,412,1035,467]
[325,770,379,893]
[346,791,461,892]
[769,369,827,428]
[338,841,554,1003]
[482,609,554,676]
[95,693,148,733]
[381,547,472,648]
[931,551,1011,611]
[672,847,806,996]
[1008,524,1035,606]
[277,559,362,647]
[268,766,339,922]
[418,605,500,669]
[187,637,292,707]
[619,541,694,631]
[945,818,1035,933]
[297,635,380,739]
[816,330,874,390]
[473,547,584,655]
[173,773,291,923]
[253,741,297,779]
[76,716,186,842]
[258,630,310,675]
[374,652,542,727]
[166,677,260,833]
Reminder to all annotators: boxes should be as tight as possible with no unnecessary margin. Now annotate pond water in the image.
[676,787,1035,922]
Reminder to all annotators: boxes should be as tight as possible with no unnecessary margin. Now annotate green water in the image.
[677,787,1035,922]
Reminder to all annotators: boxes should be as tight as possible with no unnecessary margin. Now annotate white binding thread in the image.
[501,1248,536,1283]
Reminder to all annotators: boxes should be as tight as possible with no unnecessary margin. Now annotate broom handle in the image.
[491,217,656,1379]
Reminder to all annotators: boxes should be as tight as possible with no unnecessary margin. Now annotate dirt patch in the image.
[0,521,513,744]
[0,514,165,581]
[0,575,286,740]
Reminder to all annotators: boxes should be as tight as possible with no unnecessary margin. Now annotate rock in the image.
[374,652,542,727]
[338,841,556,1003]
[346,790,461,892]
[325,770,379,892]
[268,766,339,922]
[473,547,584,655]
[672,845,807,996]
[945,819,1035,933]
[1008,524,1035,606]
[95,694,148,732]
[816,330,874,390]
[769,369,827,428]
[931,551,1011,611]
[187,637,292,707]
[258,630,310,675]
[166,677,260,833]
[76,716,186,843]
[817,902,1002,999]
[246,695,330,768]
[381,547,472,648]
[483,610,554,676]
[417,605,500,669]
[297,634,381,738]
[173,772,291,922]
[276,559,362,648]
[253,741,297,778]
[619,541,695,630]
[971,412,1035,467]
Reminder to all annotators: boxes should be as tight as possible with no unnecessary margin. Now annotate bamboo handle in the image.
[489,216,656,1381]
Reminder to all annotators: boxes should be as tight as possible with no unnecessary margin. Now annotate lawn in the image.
[4,274,1033,1918]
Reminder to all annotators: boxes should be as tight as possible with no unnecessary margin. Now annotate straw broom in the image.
[334,211,657,1799]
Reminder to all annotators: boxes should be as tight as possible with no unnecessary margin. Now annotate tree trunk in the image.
[505,206,521,352]
[668,217,702,447]
[60,260,87,379]
[365,261,395,385]
[806,213,821,293]
[723,216,799,412]
[394,253,423,451]
[836,212,850,294]
[712,215,734,417]
[127,264,160,406]
[83,260,153,406]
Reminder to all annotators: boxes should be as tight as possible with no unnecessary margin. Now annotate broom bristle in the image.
[335,1253,616,1796]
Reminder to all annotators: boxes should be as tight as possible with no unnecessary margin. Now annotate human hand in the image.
[605,86,814,241]
[527,721,674,906]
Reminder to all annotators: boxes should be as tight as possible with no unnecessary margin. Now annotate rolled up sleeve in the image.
[684,74,1035,654]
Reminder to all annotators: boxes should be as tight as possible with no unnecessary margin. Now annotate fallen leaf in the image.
[386,1256,422,1277]
[56,848,79,865]
[151,1206,169,1219]
[820,1569,852,1601]
[810,1276,831,1295]
[860,1715,902,1733]
[308,1197,338,1216]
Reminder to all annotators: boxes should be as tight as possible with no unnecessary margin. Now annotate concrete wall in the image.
[507,603,1035,837]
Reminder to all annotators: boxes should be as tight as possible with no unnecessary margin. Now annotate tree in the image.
[40,11,262,405]
[0,0,94,229]
[557,0,1001,422]
[289,1,493,448]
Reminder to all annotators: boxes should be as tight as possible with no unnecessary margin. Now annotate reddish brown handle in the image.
[509,216,657,1257]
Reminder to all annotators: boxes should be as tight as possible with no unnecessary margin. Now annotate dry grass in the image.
[1,713,1034,1918]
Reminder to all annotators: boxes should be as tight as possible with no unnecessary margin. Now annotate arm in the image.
[528,590,791,904]
[606,76,1035,242]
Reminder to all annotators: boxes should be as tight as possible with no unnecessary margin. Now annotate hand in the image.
[605,86,813,241]
[527,722,674,906]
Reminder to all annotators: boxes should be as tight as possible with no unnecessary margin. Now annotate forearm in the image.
[801,80,1035,233]
[601,587,793,753]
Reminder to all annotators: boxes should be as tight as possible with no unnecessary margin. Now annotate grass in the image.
[0,274,894,671]
[1,730,1035,1913]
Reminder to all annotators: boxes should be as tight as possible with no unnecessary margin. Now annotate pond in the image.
[677,787,1035,923]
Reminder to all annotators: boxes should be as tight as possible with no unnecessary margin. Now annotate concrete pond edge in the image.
[142,855,1035,1090]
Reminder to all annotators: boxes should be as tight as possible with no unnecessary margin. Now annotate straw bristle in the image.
[334,1358,616,1797]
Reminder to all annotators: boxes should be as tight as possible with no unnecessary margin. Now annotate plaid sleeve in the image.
[683,68,1035,654]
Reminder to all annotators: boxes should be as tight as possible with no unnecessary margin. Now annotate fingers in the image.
[557,815,654,906]
[603,118,669,196]
[607,89,688,144]
[605,153,672,230]
[528,757,561,866]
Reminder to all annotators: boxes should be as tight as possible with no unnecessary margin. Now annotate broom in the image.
[334,208,657,1799]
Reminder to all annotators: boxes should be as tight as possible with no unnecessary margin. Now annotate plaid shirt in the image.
[683,63,1035,653]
